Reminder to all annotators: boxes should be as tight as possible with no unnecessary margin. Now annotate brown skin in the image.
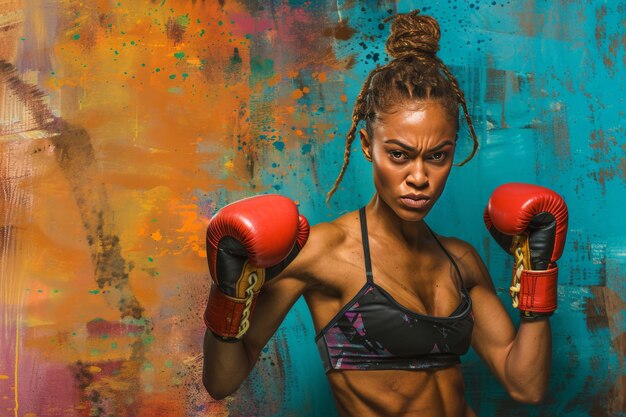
[203,102,552,416]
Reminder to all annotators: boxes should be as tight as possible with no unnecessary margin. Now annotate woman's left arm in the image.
[464,183,568,403]
[462,244,551,404]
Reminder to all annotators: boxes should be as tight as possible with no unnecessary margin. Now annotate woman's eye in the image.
[430,151,447,161]
[389,151,406,159]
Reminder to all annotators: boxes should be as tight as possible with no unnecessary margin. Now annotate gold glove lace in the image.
[236,272,258,339]
[510,235,526,309]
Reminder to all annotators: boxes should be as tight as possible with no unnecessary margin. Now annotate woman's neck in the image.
[365,194,431,248]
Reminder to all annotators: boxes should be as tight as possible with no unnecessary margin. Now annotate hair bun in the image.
[385,10,441,60]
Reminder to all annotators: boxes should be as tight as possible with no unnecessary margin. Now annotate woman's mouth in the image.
[400,196,431,209]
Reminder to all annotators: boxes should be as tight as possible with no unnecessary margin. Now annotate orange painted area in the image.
[3,0,348,415]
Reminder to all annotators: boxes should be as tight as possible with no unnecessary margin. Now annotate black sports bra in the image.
[315,207,474,372]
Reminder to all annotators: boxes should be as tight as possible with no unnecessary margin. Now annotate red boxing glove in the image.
[204,195,310,341]
[484,183,568,319]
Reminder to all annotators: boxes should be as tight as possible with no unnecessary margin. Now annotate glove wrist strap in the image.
[511,267,558,318]
[204,282,259,341]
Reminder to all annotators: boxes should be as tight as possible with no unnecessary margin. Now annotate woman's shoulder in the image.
[434,234,475,257]
[434,233,492,289]
[288,210,361,277]
[306,209,360,251]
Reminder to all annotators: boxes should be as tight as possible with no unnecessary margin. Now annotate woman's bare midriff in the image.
[326,366,476,417]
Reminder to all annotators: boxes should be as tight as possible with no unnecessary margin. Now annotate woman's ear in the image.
[360,128,372,162]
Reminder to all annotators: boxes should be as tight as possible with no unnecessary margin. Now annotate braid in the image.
[435,58,479,165]
[325,66,384,204]
[326,10,479,203]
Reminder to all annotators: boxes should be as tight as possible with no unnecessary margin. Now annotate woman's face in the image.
[360,102,457,222]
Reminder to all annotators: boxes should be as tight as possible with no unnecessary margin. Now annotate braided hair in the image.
[326,10,478,203]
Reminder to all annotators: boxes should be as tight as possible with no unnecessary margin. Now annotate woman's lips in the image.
[400,196,431,209]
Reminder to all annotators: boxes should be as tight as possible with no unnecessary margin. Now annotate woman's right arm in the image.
[202,271,310,399]
[201,195,325,399]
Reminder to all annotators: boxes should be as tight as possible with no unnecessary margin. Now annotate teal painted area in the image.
[250,55,275,80]
[217,1,625,416]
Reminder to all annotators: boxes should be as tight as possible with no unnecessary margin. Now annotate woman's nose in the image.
[406,160,428,188]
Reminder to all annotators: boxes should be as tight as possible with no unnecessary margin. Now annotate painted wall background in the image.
[0,0,624,416]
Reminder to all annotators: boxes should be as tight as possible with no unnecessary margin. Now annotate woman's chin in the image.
[373,193,435,222]
[392,205,432,222]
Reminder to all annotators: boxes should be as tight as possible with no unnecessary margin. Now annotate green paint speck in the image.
[165,359,173,368]
[182,73,188,79]
[111,342,118,349]
[176,14,190,28]
[73,34,80,40]
[88,289,100,294]
[173,51,185,60]
[169,74,176,79]
[148,257,154,262]
[218,20,223,26]
[155,68,160,72]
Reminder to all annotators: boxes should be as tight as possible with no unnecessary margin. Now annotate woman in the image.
[202,10,567,417]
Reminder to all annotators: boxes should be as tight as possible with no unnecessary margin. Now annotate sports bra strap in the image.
[359,207,374,283]
[359,207,465,286]
[425,224,465,286]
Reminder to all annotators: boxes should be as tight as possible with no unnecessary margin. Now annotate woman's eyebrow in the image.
[383,139,455,152]
[383,139,415,151]
[428,140,455,152]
